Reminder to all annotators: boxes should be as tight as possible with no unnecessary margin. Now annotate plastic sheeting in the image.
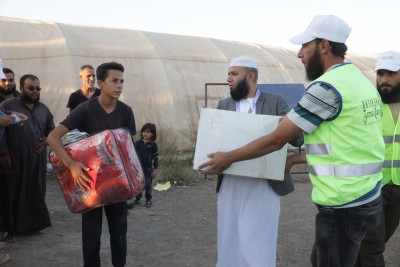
[0,16,379,149]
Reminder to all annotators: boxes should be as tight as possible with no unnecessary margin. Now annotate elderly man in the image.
[0,74,54,242]
[67,64,101,113]
[200,15,384,267]
[215,56,303,267]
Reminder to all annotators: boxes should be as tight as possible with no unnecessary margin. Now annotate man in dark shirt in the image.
[0,74,54,240]
[66,65,101,113]
[48,62,136,267]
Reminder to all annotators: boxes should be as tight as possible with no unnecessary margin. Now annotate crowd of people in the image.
[0,62,158,266]
[0,14,399,267]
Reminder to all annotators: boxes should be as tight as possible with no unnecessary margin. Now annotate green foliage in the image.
[157,124,203,186]
[159,143,203,186]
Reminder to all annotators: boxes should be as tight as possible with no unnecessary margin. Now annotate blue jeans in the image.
[311,197,382,267]
[136,170,152,201]
[82,201,127,267]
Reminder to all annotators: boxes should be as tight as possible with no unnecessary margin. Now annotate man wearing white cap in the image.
[356,51,400,267]
[214,56,303,267]
[200,15,384,267]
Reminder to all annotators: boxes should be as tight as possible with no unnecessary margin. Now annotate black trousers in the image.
[356,184,400,267]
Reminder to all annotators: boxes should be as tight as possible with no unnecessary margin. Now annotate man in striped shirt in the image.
[199,15,384,267]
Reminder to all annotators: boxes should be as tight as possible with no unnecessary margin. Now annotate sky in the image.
[0,0,399,54]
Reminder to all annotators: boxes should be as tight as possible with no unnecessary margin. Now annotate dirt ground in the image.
[2,170,400,267]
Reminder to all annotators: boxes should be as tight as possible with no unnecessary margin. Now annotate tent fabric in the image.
[0,16,379,149]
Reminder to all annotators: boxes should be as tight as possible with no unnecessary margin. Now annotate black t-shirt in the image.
[0,90,21,104]
[66,88,101,110]
[61,97,136,135]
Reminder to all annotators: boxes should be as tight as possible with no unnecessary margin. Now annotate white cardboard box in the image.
[193,108,287,180]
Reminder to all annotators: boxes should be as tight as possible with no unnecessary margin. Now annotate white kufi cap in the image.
[229,56,257,69]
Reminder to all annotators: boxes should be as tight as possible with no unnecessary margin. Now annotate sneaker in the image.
[0,233,7,241]
[0,253,9,265]
[4,234,15,243]
[146,200,153,208]
[126,199,141,210]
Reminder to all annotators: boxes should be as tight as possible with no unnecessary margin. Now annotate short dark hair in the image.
[2,68,14,76]
[140,123,157,141]
[20,74,39,87]
[245,67,258,82]
[315,38,348,59]
[80,65,94,72]
[96,62,124,81]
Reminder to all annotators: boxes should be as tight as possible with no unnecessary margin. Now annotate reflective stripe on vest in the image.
[383,160,400,168]
[309,162,383,177]
[383,135,400,143]
[305,144,331,155]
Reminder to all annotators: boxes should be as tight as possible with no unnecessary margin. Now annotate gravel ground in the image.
[1,168,399,266]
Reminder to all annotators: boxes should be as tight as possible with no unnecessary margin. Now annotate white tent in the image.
[0,16,379,149]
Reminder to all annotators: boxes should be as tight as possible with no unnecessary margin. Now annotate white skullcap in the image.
[229,56,257,69]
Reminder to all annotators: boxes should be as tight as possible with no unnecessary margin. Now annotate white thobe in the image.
[217,175,280,267]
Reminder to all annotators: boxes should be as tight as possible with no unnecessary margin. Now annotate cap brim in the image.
[375,63,400,72]
[290,32,315,45]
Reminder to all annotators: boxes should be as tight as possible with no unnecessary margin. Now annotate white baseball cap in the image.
[290,15,351,45]
[375,50,400,72]
[0,59,6,79]
[229,56,257,69]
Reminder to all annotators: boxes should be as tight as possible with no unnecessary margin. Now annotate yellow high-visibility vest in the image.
[305,63,384,206]
[381,104,400,185]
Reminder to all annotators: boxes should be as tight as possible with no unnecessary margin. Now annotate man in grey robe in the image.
[0,74,54,242]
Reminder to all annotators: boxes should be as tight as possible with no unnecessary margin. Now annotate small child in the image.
[127,123,159,208]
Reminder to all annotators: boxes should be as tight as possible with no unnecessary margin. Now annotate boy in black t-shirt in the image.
[48,62,136,267]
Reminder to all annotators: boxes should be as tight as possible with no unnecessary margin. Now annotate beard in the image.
[21,93,40,104]
[230,77,250,101]
[305,48,324,81]
[0,85,16,95]
[377,82,400,104]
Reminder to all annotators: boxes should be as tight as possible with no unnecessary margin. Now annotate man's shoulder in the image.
[258,91,284,101]
[117,100,133,111]
[70,97,97,113]
[217,96,234,109]
[219,96,233,103]
[36,101,53,112]
[70,89,83,96]
[82,97,98,107]
[1,97,19,107]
